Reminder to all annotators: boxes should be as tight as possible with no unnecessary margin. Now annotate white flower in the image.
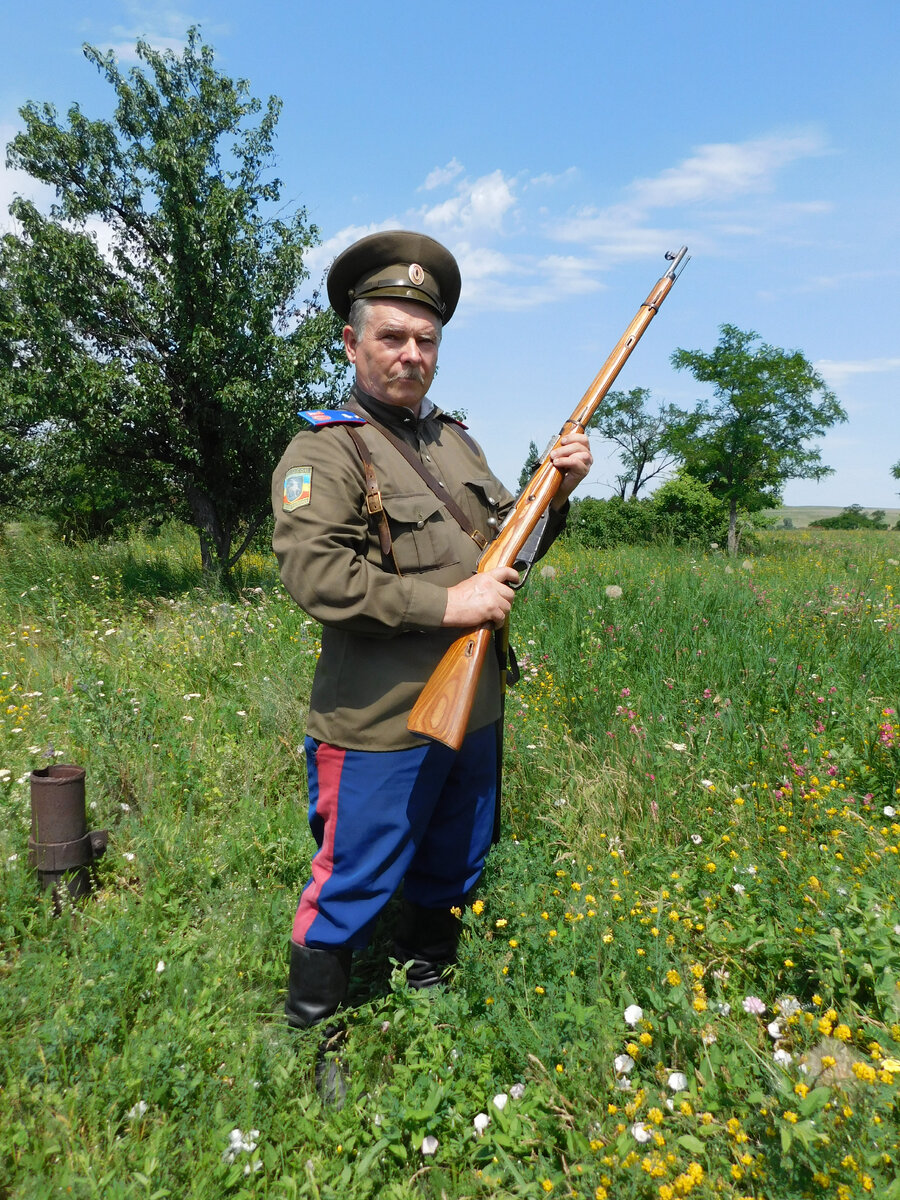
[732,883,746,895]
[123,852,135,862]
[700,779,714,790]
[421,1135,439,1155]
[623,1004,643,1027]
[492,1093,508,1111]
[222,1128,260,1163]
[776,995,802,1019]
[773,1048,793,1067]
[667,1071,688,1092]
[0,769,11,782]
[614,1053,635,1075]
[767,1020,782,1040]
[631,1122,652,1143]
[690,833,703,845]
[884,806,896,818]
[510,1082,526,1100]
[605,585,623,599]
[473,1112,490,1135]
[156,960,165,974]
[701,1029,717,1046]
[127,1100,148,1120]
[667,742,687,752]
[540,565,557,579]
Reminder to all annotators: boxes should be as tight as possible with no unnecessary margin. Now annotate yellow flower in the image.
[666,969,681,986]
[541,1181,553,1193]
[508,939,518,948]
[535,986,545,995]
[783,1111,799,1123]
[471,899,484,915]
[495,918,508,928]
[833,1024,852,1042]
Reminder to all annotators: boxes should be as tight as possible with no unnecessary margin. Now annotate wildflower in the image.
[783,1111,798,1124]
[492,1093,508,1111]
[222,1128,260,1163]
[127,1100,148,1120]
[510,1082,526,1099]
[473,1112,490,1135]
[540,565,557,579]
[884,806,897,818]
[767,1020,782,1040]
[631,1122,652,1143]
[623,1004,643,1026]
[667,1071,688,1092]
[471,899,484,915]
[614,1054,635,1075]
[605,585,623,599]
[742,996,765,1015]
[690,833,702,844]
[421,1135,439,1155]
[156,960,165,974]
[732,883,746,895]
[665,970,681,986]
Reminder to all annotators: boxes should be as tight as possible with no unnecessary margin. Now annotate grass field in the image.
[1,523,899,1199]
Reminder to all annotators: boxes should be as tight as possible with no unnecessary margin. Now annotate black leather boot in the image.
[285,941,352,1107]
[393,900,462,990]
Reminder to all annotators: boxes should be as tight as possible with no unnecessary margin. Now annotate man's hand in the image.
[549,432,593,508]
[442,566,519,629]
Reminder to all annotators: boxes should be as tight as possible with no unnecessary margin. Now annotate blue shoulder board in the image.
[297,408,366,428]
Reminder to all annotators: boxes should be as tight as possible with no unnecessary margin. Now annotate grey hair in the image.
[348,297,442,345]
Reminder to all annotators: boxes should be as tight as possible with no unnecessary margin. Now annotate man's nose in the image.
[400,337,423,362]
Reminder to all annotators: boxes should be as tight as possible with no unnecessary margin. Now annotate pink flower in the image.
[742,996,766,1016]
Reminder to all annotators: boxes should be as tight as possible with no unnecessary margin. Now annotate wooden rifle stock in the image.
[408,248,689,749]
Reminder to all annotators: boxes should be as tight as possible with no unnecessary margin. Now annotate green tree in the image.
[588,387,682,499]
[892,460,900,493]
[1,29,345,577]
[669,324,846,555]
[518,440,541,491]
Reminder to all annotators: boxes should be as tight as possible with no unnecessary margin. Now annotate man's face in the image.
[343,298,441,411]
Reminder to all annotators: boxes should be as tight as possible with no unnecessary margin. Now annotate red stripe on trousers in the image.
[292,744,345,945]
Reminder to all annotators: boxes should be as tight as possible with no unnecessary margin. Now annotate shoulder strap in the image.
[361,412,488,551]
[343,426,402,576]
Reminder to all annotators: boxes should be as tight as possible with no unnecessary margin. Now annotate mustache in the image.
[389,366,426,384]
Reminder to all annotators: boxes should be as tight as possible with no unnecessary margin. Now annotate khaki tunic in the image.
[272,390,519,751]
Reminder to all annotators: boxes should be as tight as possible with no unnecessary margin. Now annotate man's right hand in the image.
[441,567,519,629]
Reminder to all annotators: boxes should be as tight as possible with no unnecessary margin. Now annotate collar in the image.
[351,384,437,430]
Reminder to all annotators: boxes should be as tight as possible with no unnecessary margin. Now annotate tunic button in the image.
[488,496,497,507]
[416,520,425,530]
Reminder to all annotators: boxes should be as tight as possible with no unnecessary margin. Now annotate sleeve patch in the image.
[283,466,313,511]
[297,408,366,427]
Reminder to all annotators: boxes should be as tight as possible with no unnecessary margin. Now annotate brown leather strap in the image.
[360,412,488,550]
[344,426,403,575]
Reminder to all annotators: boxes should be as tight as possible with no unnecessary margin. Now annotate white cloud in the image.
[303,220,403,277]
[628,132,826,210]
[422,159,464,191]
[815,357,900,385]
[421,169,517,235]
[529,167,579,188]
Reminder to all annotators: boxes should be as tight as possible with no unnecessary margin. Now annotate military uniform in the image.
[272,386,516,750]
[272,231,567,1070]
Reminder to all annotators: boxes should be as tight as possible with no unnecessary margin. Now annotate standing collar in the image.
[351,384,437,429]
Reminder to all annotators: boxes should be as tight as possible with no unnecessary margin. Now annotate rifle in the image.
[408,247,690,750]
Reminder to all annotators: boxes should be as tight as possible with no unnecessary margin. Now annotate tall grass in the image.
[1,522,899,1199]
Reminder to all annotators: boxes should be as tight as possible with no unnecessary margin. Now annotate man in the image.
[271,230,592,1044]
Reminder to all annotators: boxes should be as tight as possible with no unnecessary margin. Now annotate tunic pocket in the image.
[380,491,460,573]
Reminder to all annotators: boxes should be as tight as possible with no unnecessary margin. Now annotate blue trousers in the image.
[292,724,497,950]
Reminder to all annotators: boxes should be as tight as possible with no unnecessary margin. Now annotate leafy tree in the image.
[669,324,846,555]
[810,504,888,530]
[892,460,900,493]
[518,440,541,491]
[588,387,682,499]
[1,29,345,578]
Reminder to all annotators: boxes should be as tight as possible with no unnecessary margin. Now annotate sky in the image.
[2,0,898,508]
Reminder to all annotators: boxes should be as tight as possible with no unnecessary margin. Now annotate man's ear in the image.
[342,324,357,364]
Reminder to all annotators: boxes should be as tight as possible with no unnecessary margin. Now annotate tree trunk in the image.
[727,498,740,556]
[185,485,232,584]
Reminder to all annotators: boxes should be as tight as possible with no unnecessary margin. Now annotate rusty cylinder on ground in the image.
[28,764,108,901]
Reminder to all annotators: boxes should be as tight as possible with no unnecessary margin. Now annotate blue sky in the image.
[3,1,898,507]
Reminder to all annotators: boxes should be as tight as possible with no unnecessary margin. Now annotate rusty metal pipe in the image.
[28,764,108,902]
